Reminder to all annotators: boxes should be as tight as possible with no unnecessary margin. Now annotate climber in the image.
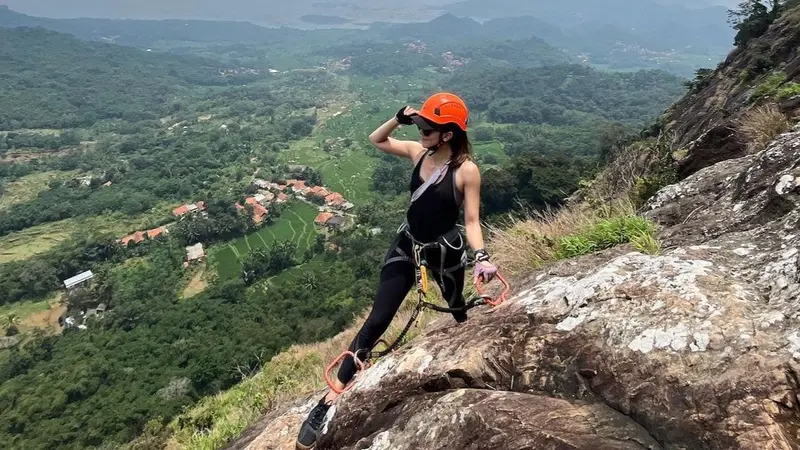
[295,92,498,450]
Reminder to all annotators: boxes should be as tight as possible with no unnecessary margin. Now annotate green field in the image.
[0,296,52,319]
[279,139,378,205]
[0,206,173,264]
[473,140,508,166]
[277,74,432,206]
[213,201,321,280]
[0,170,80,210]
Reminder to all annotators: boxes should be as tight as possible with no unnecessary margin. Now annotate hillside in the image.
[0,27,261,130]
[0,15,695,449]
[0,5,303,46]
[186,3,800,450]
[0,5,731,77]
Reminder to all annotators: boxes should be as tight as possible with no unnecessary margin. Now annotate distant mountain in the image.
[0,27,254,129]
[0,5,733,77]
[448,0,734,54]
[0,5,305,47]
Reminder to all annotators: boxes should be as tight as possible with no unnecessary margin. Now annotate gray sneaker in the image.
[295,399,330,450]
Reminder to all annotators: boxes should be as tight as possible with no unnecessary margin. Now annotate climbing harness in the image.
[323,224,510,395]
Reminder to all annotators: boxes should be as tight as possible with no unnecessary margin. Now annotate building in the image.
[173,201,207,217]
[277,193,289,203]
[186,243,205,262]
[306,186,330,199]
[314,212,334,226]
[341,202,355,211]
[236,201,269,224]
[326,215,346,230]
[120,227,168,246]
[64,270,94,290]
[253,204,269,223]
[325,192,346,207]
[287,179,307,193]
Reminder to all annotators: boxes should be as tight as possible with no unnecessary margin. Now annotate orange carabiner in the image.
[324,350,366,395]
[476,273,510,307]
[419,265,429,293]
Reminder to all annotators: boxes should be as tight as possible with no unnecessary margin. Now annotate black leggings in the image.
[336,235,466,385]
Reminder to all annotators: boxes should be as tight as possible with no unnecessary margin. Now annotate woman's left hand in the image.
[473,260,497,284]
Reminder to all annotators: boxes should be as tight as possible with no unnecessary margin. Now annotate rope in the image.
[323,241,510,394]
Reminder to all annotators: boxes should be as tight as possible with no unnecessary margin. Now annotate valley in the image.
[0,2,755,448]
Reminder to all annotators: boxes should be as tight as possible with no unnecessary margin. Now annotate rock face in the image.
[227,10,800,450]
[228,126,800,450]
[660,7,800,179]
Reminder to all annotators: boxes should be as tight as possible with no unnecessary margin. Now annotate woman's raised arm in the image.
[369,106,424,162]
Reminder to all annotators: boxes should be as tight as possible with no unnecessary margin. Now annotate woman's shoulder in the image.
[409,143,427,165]
[456,159,480,177]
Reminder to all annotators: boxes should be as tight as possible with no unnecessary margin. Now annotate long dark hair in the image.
[444,124,472,167]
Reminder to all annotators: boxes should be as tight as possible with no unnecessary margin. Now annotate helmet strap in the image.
[426,135,445,155]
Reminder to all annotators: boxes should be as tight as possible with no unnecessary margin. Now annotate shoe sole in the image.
[295,440,315,450]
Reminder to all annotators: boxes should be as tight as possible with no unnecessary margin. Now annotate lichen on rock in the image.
[226,19,800,450]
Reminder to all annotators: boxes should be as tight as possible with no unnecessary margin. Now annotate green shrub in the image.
[751,72,787,101]
[554,215,658,259]
[776,82,800,100]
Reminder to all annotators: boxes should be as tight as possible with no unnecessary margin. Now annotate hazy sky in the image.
[2,0,739,23]
[0,0,740,33]
[1,0,460,24]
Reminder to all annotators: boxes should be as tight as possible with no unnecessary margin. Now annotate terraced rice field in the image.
[0,208,172,264]
[213,201,321,280]
[0,170,80,210]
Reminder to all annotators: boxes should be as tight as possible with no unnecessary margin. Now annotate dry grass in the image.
[0,170,79,210]
[159,163,664,450]
[575,131,677,209]
[162,290,443,450]
[485,199,639,276]
[162,195,660,449]
[181,267,209,299]
[735,103,790,154]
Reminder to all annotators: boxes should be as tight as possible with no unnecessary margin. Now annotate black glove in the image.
[395,107,413,125]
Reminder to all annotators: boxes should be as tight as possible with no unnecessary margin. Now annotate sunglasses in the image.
[417,127,440,136]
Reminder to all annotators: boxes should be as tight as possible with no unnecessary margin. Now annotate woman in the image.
[296,92,497,450]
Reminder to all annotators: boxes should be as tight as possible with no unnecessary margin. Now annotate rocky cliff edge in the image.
[224,9,800,450]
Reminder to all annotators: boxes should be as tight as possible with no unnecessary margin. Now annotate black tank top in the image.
[406,154,462,242]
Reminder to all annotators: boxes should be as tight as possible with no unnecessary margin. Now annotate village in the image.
[54,175,355,330]
[117,175,355,264]
[55,173,358,331]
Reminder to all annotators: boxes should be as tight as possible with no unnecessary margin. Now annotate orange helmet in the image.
[411,92,469,132]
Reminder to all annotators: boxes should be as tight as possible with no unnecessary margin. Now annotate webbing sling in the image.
[323,223,510,395]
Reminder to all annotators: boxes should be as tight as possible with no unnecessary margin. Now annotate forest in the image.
[0,21,688,449]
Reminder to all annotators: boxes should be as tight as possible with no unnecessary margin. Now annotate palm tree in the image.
[300,272,318,291]
[2,314,21,336]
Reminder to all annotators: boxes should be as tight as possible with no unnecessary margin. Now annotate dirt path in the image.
[182,268,208,299]
[21,295,67,334]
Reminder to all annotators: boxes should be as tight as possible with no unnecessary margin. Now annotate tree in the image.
[3,314,21,336]
[727,0,782,47]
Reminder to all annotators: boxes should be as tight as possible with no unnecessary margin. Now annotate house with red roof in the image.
[314,212,334,226]
[237,198,270,224]
[120,227,169,246]
[306,186,331,199]
[287,179,308,194]
[172,201,207,217]
[252,203,269,224]
[325,192,345,206]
